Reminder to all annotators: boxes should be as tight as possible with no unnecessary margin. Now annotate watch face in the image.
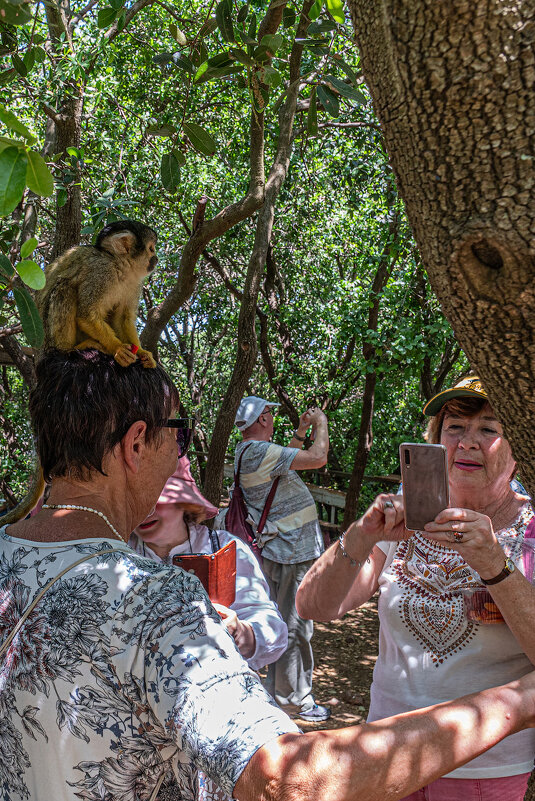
[505,557,516,574]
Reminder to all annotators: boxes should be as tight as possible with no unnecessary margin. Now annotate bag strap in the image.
[0,547,124,659]
[234,442,253,486]
[257,476,280,536]
[208,528,220,553]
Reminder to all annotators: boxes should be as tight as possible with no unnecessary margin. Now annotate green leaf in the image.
[33,46,46,64]
[20,236,37,258]
[307,86,318,136]
[109,0,123,8]
[183,122,216,156]
[15,259,45,289]
[0,146,27,216]
[23,46,35,73]
[308,0,322,21]
[169,23,187,45]
[283,6,296,27]
[0,0,32,25]
[324,75,366,103]
[258,65,282,87]
[330,55,359,86]
[26,151,54,196]
[307,20,336,34]
[326,0,345,23]
[13,286,44,347]
[146,124,177,137]
[0,69,17,86]
[57,187,67,208]
[200,17,218,36]
[116,11,126,31]
[160,150,181,192]
[80,225,95,235]
[237,2,248,22]
[0,253,14,278]
[0,104,36,143]
[317,84,340,117]
[259,33,282,55]
[97,7,117,28]
[11,53,27,76]
[216,0,234,42]
[229,48,255,67]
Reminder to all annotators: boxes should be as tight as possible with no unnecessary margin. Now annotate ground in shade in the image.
[291,598,379,732]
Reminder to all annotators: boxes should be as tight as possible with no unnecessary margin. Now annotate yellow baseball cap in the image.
[423,376,488,416]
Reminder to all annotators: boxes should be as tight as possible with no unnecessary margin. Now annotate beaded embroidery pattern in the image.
[389,504,534,665]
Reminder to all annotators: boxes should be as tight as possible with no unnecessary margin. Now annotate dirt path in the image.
[293,599,379,731]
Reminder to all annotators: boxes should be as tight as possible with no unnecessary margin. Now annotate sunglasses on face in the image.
[161,417,195,458]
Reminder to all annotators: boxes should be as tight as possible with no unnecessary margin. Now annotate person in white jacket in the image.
[130,455,288,673]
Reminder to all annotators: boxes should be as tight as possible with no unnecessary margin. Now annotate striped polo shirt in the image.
[235,439,324,564]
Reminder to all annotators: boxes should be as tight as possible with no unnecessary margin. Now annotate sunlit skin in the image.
[440,403,517,512]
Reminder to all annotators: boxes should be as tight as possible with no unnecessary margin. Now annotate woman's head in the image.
[30,348,179,482]
[133,457,218,549]
[425,396,516,499]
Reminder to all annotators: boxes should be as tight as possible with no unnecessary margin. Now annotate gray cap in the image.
[235,396,278,430]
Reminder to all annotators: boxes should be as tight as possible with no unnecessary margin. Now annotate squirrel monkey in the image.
[3,220,158,526]
[37,219,158,368]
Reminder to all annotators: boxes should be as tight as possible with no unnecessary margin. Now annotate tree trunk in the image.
[343,372,377,528]
[347,0,535,497]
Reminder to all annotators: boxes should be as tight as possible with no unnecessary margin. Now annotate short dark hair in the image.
[425,397,489,444]
[30,349,179,481]
[96,220,157,257]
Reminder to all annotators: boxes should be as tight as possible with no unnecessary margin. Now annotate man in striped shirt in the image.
[234,396,331,721]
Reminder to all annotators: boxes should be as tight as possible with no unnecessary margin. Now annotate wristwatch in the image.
[293,430,306,442]
[480,557,516,586]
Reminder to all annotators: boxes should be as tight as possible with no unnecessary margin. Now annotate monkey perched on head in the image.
[3,220,159,526]
[37,219,158,368]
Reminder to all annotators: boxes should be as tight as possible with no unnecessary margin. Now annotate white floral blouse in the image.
[0,528,297,800]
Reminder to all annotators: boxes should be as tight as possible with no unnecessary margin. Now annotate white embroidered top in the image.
[369,503,535,778]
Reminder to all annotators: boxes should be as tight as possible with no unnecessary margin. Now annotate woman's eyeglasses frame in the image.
[160,417,195,458]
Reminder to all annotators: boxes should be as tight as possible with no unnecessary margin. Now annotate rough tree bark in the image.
[347,0,535,496]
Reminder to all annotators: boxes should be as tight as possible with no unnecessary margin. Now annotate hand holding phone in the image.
[400,443,449,531]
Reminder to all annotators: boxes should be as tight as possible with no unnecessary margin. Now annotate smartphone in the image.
[399,443,449,531]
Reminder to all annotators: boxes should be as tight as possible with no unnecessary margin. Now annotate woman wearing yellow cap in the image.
[296,376,535,801]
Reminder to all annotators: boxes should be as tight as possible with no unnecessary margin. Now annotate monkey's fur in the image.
[3,221,158,526]
[37,219,158,368]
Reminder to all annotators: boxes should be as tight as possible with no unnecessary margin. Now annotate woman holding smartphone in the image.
[296,376,535,801]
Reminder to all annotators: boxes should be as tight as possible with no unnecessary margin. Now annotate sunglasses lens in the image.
[176,427,193,458]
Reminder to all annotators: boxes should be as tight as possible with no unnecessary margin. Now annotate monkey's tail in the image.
[2,462,45,525]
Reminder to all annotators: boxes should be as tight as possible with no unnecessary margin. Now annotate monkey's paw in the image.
[114,344,138,367]
[137,348,157,368]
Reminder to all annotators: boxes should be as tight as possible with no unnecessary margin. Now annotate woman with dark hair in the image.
[296,376,535,801]
[0,348,297,801]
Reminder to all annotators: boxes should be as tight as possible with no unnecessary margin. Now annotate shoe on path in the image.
[298,703,331,722]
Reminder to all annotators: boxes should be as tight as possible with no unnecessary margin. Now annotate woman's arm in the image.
[225,534,288,670]
[296,494,409,621]
[234,672,535,801]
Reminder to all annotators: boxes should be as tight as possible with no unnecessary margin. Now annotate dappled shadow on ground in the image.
[295,598,380,731]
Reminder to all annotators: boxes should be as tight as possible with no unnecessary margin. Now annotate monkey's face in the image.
[144,239,158,274]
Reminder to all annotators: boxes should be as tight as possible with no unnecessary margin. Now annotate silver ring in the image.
[383,501,394,510]
[453,531,464,542]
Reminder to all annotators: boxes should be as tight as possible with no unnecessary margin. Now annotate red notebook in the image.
[172,540,236,607]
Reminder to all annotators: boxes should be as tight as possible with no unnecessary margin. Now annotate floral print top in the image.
[0,528,297,800]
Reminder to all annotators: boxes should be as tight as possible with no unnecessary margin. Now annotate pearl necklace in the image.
[42,504,125,543]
